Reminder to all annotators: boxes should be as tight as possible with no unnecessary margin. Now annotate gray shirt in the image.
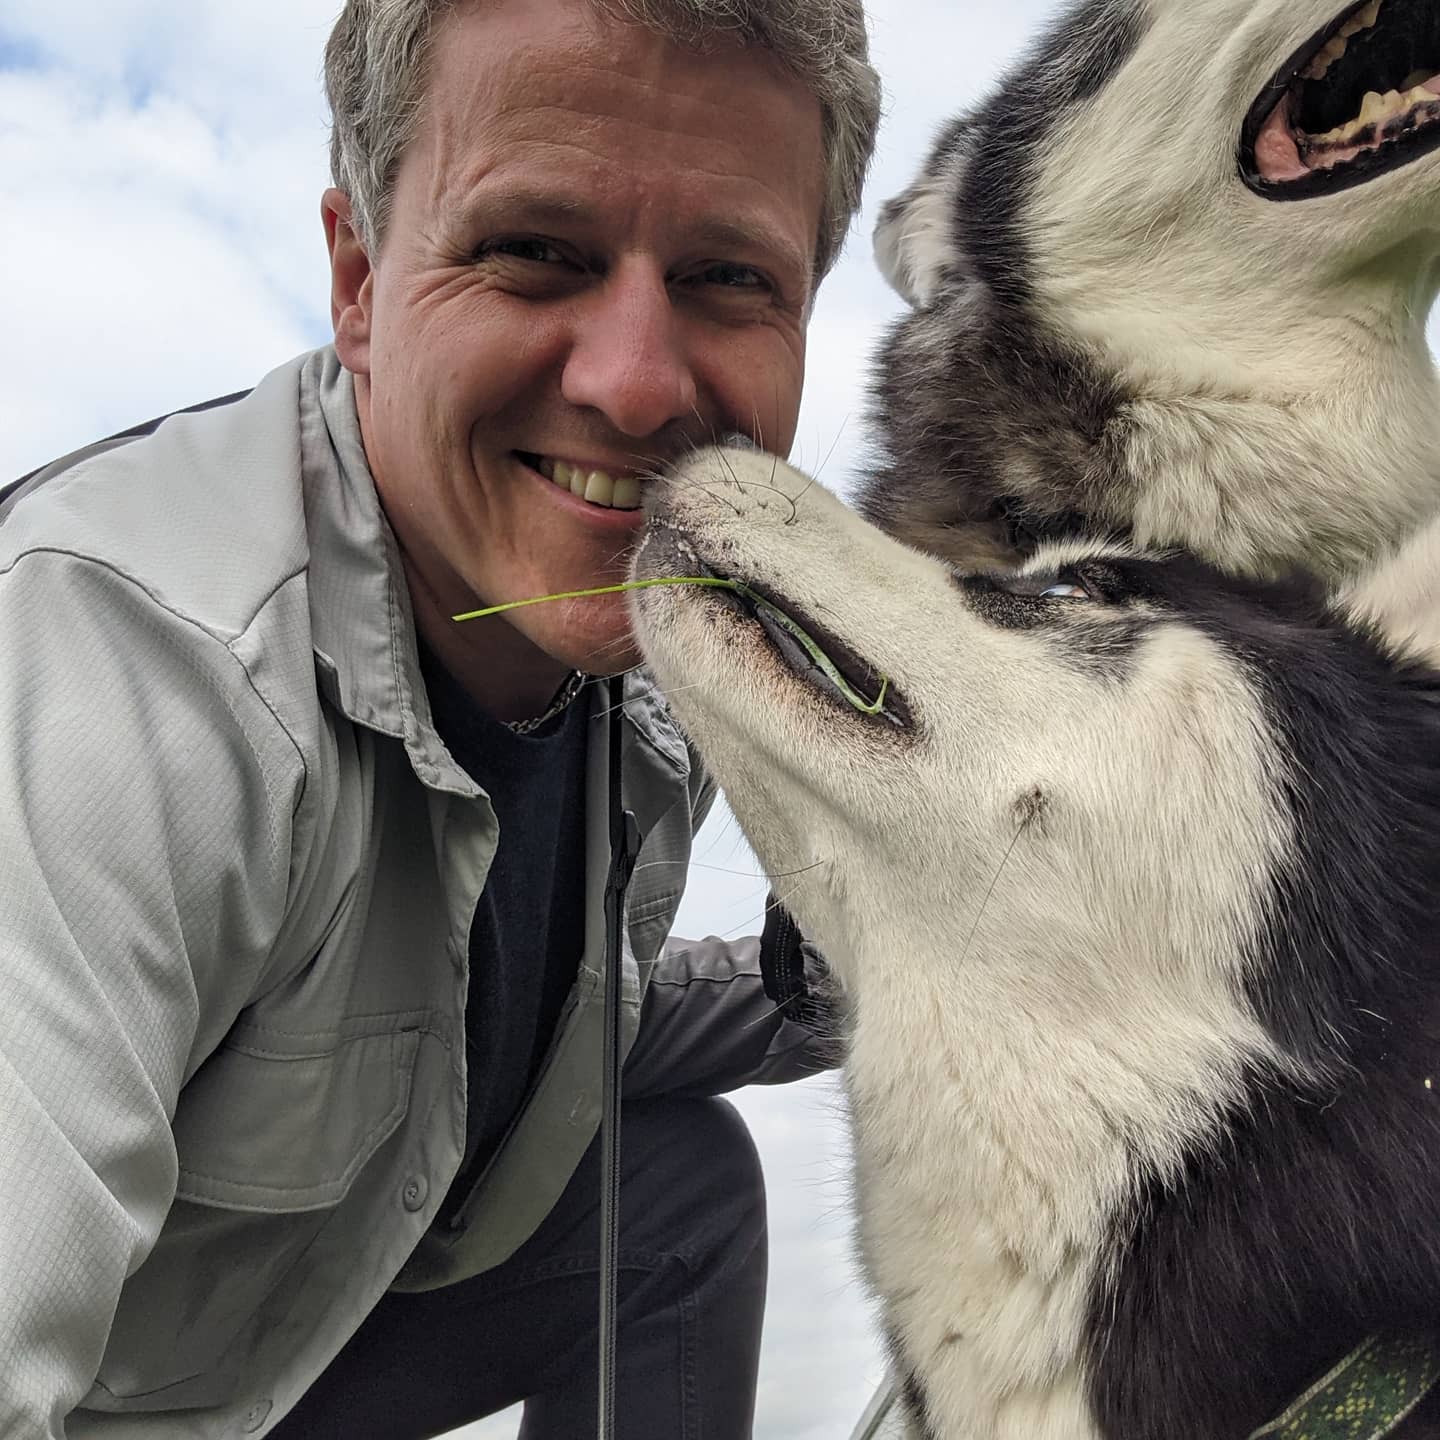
[0,348,830,1438]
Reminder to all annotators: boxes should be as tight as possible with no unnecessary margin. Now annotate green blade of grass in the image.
[452,576,890,715]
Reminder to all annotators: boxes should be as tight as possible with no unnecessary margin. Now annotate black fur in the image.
[902,1367,938,1440]
[861,296,1130,569]
[958,566,1149,677]
[1055,556,1440,1438]
[959,0,1148,309]
[857,1,1147,567]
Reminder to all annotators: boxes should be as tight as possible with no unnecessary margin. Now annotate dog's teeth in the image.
[1338,0,1381,37]
[612,476,642,510]
[1308,84,1437,149]
[1359,90,1389,126]
[1304,34,1349,80]
[538,456,555,481]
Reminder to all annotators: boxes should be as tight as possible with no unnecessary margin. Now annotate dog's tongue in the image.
[1255,94,1309,182]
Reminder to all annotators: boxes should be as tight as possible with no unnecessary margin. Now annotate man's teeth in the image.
[535,457,642,510]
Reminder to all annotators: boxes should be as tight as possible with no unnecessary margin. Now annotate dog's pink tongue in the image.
[1426,73,1440,95]
[1255,94,1309,182]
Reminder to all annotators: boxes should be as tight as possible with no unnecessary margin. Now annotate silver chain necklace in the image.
[504,669,589,735]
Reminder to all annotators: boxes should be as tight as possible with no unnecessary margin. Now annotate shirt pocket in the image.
[85,1023,420,1411]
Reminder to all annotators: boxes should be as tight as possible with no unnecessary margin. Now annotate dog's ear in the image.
[874,113,981,308]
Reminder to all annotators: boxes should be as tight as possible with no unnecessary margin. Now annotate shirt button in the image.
[402,1174,429,1211]
[242,1399,272,1431]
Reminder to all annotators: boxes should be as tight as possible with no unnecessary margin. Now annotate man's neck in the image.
[406,561,575,725]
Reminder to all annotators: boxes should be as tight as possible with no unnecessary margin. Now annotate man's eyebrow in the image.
[446,186,592,232]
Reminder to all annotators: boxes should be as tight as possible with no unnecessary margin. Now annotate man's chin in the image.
[566,637,643,681]
[518,606,642,681]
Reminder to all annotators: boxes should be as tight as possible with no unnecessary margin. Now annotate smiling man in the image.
[0,0,879,1436]
[330,0,830,723]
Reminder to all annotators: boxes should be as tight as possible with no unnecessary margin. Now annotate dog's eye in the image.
[964,566,1103,603]
[1038,579,1092,601]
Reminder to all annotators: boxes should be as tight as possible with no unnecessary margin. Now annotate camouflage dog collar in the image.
[1249,1334,1440,1440]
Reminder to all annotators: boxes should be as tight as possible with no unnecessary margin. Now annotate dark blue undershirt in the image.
[417,641,591,1220]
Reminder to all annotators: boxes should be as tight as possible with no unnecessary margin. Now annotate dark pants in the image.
[269,1097,768,1440]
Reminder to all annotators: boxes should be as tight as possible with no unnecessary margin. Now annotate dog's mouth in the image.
[701,565,913,731]
[1240,0,1440,198]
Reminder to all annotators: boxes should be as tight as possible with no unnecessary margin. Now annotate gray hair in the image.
[324,0,881,281]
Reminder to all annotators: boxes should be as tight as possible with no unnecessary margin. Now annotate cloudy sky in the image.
[0,2,1064,1436]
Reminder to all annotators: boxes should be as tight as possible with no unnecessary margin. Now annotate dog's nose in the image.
[719,432,760,453]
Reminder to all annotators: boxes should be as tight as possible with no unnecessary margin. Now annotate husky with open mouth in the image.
[868,0,1440,583]
[632,451,1440,1439]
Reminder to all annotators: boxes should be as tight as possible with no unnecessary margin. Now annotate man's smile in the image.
[514,451,648,515]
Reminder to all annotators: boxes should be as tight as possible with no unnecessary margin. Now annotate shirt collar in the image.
[298,347,474,794]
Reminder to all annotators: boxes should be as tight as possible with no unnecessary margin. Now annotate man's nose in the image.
[560,261,699,439]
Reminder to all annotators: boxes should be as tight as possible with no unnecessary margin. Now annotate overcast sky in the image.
[1,3,1067,1436]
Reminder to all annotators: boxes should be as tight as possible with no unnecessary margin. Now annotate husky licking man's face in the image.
[868,0,1440,584]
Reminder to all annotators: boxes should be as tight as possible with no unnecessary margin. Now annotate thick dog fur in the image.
[866,0,1440,584]
[632,454,1440,1440]
[630,1,1440,1432]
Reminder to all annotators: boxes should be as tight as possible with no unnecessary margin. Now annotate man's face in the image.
[327,0,825,689]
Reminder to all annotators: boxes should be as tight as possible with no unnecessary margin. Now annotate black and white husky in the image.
[629,0,1440,1433]
[631,454,1440,1440]
[866,0,1440,584]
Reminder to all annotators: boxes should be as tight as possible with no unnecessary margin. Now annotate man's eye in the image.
[690,262,771,291]
[477,237,569,266]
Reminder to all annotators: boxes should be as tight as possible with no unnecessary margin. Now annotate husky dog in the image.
[866,0,1440,584]
[631,452,1440,1439]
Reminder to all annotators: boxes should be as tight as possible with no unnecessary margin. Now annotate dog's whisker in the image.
[715,446,743,493]
[956,812,1033,968]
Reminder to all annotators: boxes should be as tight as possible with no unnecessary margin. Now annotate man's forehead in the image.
[438,56,815,163]
[426,0,803,120]
[399,1,824,278]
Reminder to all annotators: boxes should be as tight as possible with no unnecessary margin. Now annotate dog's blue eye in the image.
[1039,581,1091,600]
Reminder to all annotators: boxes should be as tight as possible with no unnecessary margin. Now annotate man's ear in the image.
[322,187,373,375]
[873,113,980,308]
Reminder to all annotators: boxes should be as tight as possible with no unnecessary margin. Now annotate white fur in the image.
[880,0,1440,584]
[874,124,974,308]
[1338,509,1440,664]
[1030,0,1440,580]
[634,450,1301,1438]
